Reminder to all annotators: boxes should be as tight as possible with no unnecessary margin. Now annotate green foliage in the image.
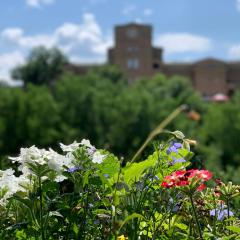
[11,46,68,86]
[199,92,240,182]
[1,133,240,239]
[1,64,240,185]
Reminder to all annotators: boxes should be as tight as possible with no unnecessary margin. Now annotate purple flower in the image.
[166,142,182,155]
[67,167,80,173]
[210,206,234,221]
[169,157,186,165]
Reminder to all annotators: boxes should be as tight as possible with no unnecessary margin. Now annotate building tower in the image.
[108,23,163,82]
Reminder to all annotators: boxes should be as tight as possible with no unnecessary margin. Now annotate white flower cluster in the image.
[0,168,28,206]
[0,139,106,206]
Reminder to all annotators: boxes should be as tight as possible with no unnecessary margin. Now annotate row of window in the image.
[126,58,160,70]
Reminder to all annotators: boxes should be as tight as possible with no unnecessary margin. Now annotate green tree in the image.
[12,46,68,86]
[0,85,60,159]
[200,91,240,170]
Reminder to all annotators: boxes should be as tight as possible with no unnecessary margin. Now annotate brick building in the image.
[70,23,240,96]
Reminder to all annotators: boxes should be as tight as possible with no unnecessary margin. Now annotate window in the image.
[127,46,139,52]
[127,58,139,69]
[126,28,138,38]
[153,63,160,69]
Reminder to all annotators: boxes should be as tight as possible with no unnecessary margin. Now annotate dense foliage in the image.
[1,63,240,182]
[0,47,240,184]
[0,132,240,239]
[11,47,68,86]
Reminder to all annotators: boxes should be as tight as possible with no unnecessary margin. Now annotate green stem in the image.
[131,105,187,163]
[38,176,45,240]
[226,197,231,235]
[226,198,230,218]
[189,195,203,240]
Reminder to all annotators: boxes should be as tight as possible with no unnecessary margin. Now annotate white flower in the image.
[60,141,80,152]
[80,139,94,149]
[55,175,67,182]
[0,169,28,206]
[9,146,75,183]
[46,148,74,172]
[92,151,106,164]
[9,146,48,166]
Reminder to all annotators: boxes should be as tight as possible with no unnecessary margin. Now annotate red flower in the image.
[161,169,212,191]
[197,184,206,191]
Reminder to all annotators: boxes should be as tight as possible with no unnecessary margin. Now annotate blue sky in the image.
[0,0,240,84]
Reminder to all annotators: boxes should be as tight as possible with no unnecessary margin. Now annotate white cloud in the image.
[155,33,212,54]
[0,51,25,85]
[1,28,56,49]
[1,13,112,56]
[123,5,136,15]
[1,28,23,40]
[229,44,240,59]
[143,8,153,16]
[26,0,55,8]
[0,13,112,84]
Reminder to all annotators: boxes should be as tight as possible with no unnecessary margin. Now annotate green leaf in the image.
[119,213,145,231]
[98,152,120,178]
[175,223,188,231]
[122,152,158,185]
[49,211,63,218]
[226,226,240,233]
[72,223,79,235]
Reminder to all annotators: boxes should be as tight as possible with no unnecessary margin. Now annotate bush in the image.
[1,131,239,239]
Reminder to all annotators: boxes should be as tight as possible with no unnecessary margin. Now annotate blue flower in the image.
[67,167,80,173]
[210,206,234,221]
[166,142,182,155]
[170,157,186,165]
[103,173,109,178]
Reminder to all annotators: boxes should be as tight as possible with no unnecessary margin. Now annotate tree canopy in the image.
[11,46,68,86]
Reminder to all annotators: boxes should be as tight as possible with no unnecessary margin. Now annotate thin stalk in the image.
[131,105,187,163]
[189,195,203,240]
[38,176,45,240]
[226,198,230,218]
[226,197,231,235]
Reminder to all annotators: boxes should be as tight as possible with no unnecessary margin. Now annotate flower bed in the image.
[0,131,240,239]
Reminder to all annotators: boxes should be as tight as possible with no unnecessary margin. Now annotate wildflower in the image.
[161,169,212,190]
[67,166,80,173]
[9,146,48,166]
[0,169,28,206]
[80,139,94,149]
[166,142,182,155]
[210,204,234,221]
[117,235,128,240]
[169,157,186,166]
[92,151,106,164]
[215,178,223,186]
[60,141,80,153]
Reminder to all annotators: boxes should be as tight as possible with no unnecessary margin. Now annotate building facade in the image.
[70,23,240,96]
